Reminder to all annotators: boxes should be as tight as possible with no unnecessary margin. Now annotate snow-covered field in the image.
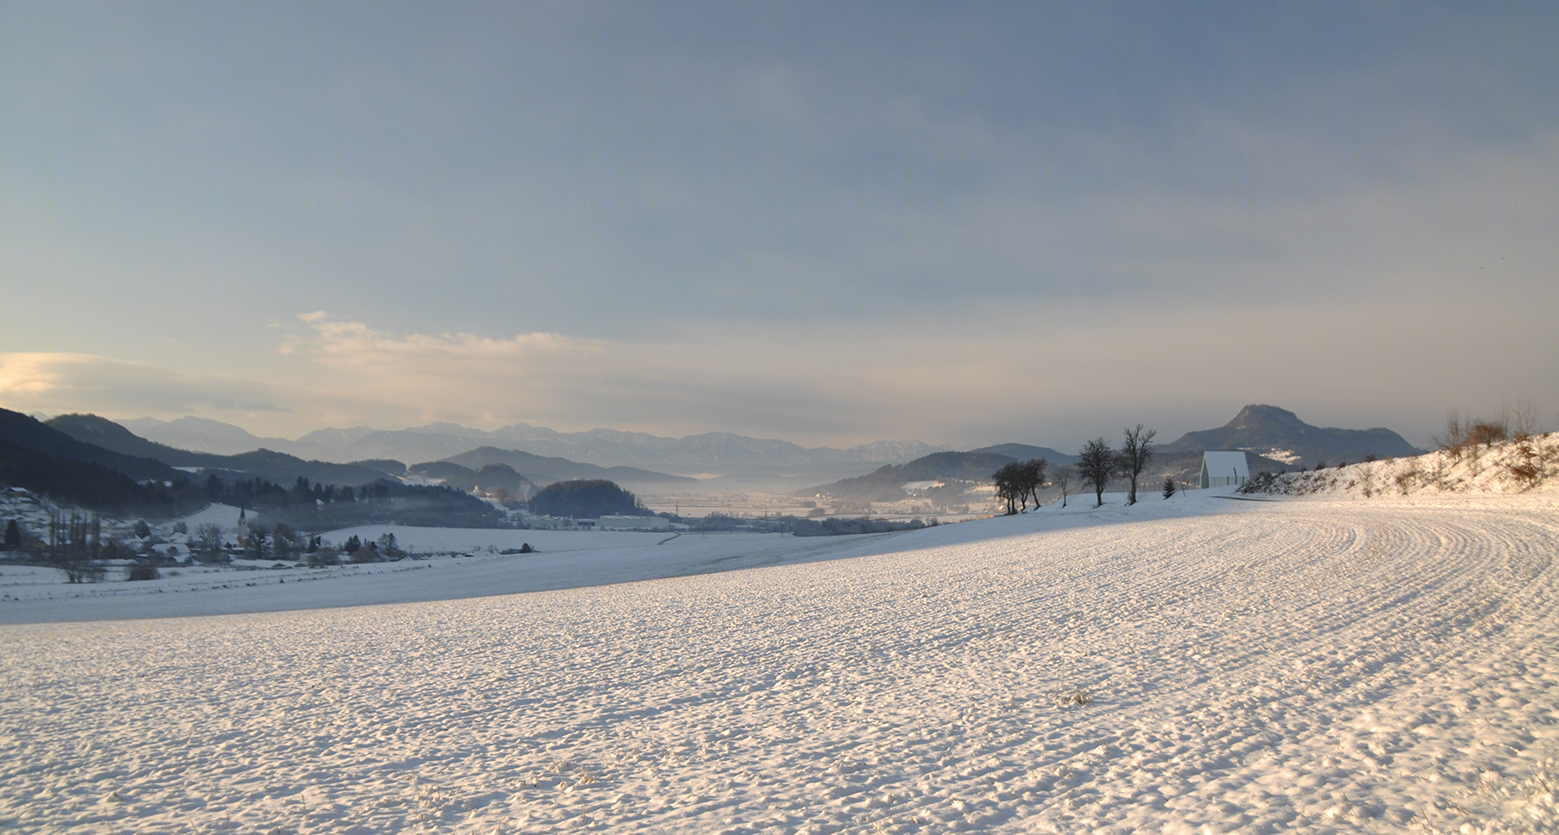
[2,481,1557,832]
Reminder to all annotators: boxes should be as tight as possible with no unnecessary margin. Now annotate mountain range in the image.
[119,417,949,473]
[36,414,697,494]
[5,404,1424,516]
[2,409,180,484]
[438,447,697,489]
[48,414,393,487]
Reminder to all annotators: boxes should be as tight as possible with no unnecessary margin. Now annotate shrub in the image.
[1240,472,1283,494]
[194,548,231,566]
[99,540,136,561]
[1508,437,1543,488]
[1396,467,1417,495]
[1466,420,1508,448]
[1162,477,1177,499]
[67,563,107,583]
[1509,461,1541,486]
[125,562,160,581]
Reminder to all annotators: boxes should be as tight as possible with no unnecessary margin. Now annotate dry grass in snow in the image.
[1243,432,1559,500]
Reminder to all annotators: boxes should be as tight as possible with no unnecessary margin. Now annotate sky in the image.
[3,1,1557,452]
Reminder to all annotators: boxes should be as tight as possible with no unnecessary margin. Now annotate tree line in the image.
[202,474,503,530]
[992,424,1158,513]
[0,439,209,518]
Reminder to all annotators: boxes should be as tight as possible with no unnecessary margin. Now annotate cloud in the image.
[290,306,1525,451]
[281,314,878,441]
[0,353,291,419]
[5,290,1553,455]
[5,6,1555,451]
[276,312,1133,445]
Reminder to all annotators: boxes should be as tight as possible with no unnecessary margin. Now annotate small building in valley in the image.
[596,515,674,532]
[1200,450,1251,488]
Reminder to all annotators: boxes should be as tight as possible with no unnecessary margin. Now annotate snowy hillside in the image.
[1243,431,1559,500]
[1,475,1556,832]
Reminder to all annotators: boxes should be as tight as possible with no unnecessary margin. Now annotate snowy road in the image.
[1,497,1556,833]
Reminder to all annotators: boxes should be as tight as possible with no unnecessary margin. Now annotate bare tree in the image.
[1433,409,1466,457]
[992,462,1025,515]
[193,523,228,564]
[1020,458,1048,509]
[272,523,299,561]
[1053,465,1072,508]
[1466,420,1508,449]
[1512,397,1541,438]
[47,510,105,583]
[1077,438,1117,508]
[244,523,270,560]
[1119,424,1157,505]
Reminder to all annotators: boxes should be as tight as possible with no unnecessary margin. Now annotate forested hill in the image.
[527,479,653,518]
[441,446,695,489]
[45,414,393,487]
[0,408,502,527]
[3,409,180,482]
[805,451,1017,503]
[0,408,203,515]
[969,443,1078,466]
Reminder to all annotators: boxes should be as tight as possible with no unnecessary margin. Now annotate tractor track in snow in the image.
[0,498,1555,833]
